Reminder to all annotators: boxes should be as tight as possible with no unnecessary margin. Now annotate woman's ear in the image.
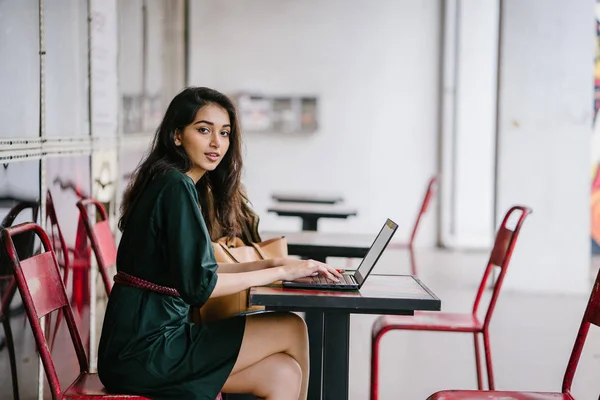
[174,129,182,146]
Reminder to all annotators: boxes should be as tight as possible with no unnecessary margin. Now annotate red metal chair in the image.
[46,190,69,354]
[0,200,39,400]
[389,176,437,275]
[76,198,117,296]
[426,261,600,400]
[46,191,70,287]
[402,176,437,250]
[370,206,532,399]
[345,176,437,274]
[46,190,91,351]
[1,222,149,399]
[71,215,93,314]
[52,178,93,313]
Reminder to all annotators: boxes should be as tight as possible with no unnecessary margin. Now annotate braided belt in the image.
[114,271,181,297]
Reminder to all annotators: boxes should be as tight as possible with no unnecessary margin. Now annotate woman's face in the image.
[174,103,231,182]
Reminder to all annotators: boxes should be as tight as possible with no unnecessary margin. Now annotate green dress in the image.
[98,169,246,400]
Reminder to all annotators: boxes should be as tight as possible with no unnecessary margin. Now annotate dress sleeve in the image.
[159,179,218,306]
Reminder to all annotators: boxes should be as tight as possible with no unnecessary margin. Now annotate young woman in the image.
[97,87,341,400]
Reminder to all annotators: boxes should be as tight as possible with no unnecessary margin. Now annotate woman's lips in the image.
[205,152,220,162]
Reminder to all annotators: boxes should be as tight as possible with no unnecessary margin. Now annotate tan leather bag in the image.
[193,236,288,323]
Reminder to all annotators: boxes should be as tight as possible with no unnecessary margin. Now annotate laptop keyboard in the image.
[309,274,356,285]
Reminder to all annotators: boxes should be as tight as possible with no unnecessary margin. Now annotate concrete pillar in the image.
[496,0,594,294]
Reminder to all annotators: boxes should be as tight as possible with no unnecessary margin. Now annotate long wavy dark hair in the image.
[119,87,255,240]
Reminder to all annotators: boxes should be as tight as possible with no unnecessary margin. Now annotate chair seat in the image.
[427,390,574,400]
[64,373,149,399]
[63,372,223,400]
[373,312,483,336]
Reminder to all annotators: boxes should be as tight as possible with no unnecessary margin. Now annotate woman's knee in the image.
[223,353,301,397]
[270,354,302,394]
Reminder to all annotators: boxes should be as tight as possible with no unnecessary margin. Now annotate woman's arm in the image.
[217,258,284,273]
[210,267,285,298]
[209,258,343,298]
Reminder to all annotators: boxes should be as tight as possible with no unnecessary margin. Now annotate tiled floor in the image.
[1,248,599,399]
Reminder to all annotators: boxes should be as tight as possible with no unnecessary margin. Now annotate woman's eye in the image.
[220,131,230,137]
[198,127,210,134]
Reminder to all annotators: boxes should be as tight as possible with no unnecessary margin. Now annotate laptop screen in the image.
[353,219,399,287]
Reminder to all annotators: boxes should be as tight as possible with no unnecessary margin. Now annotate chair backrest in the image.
[53,177,88,199]
[1,222,88,399]
[46,190,70,282]
[561,267,600,394]
[76,198,116,295]
[409,176,437,246]
[0,200,40,280]
[472,205,532,327]
[46,191,74,350]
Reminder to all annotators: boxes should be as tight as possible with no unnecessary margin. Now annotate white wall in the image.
[45,0,89,137]
[90,0,118,136]
[189,0,441,244]
[0,0,39,138]
[497,0,594,294]
[117,0,144,97]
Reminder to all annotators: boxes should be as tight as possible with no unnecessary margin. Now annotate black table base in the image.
[306,256,326,398]
[306,312,324,399]
[322,312,350,399]
[302,217,319,231]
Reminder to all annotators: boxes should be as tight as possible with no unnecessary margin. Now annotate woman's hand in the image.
[277,258,343,282]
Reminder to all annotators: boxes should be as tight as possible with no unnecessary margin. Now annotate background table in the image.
[271,192,344,204]
[262,231,374,261]
[267,202,357,231]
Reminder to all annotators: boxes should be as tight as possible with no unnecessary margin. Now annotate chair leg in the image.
[2,315,20,400]
[409,247,417,276]
[370,333,381,400]
[473,333,483,390]
[483,331,495,390]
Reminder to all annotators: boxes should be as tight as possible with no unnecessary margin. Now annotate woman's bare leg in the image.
[223,312,310,400]
[222,353,301,399]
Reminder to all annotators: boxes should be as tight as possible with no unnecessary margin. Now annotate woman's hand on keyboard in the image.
[278,259,342,282]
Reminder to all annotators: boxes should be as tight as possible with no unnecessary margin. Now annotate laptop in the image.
[282,218,398,290]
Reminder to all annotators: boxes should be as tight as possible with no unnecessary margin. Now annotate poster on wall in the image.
[592,1,600,255]
[234,93,319,134]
